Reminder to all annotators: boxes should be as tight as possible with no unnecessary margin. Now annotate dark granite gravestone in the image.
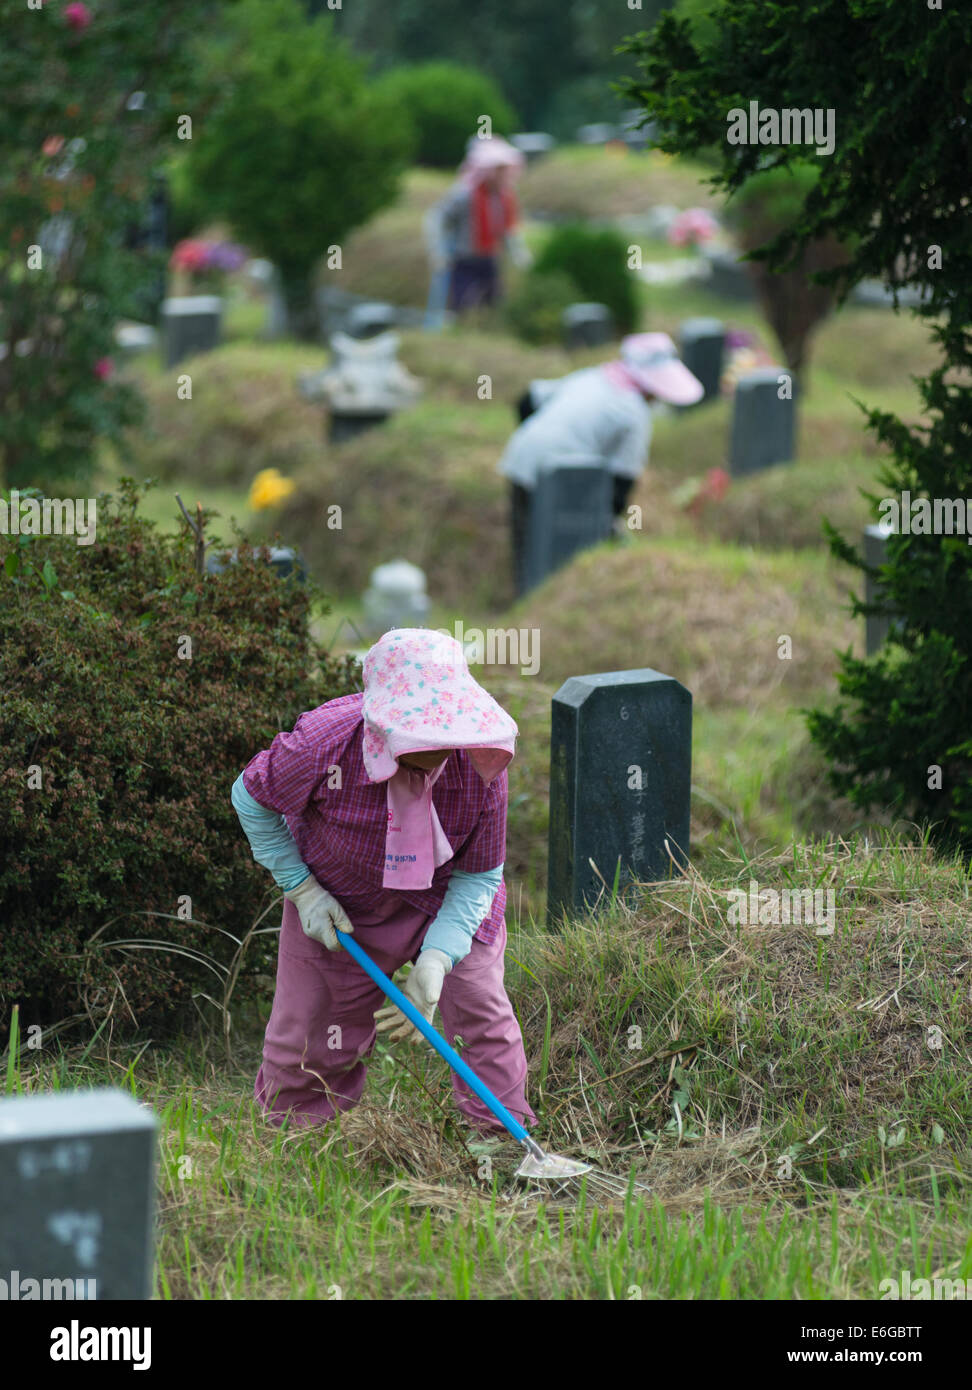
[678,318,726,405]
[520,467,614,595]
[548,669,692,921]
[329,409,392,443]
[863,522,898,655]
[701,247,755,301]
[160,295,222,369]
[851,280,929,310]
[562,303,615,351]
[206,546,307,582]
[510,132,557,163]
[315,286,359,340]
[0,1088,156,1301]
[346,303,397,340]
[576,123,622,145]
[620,110,658,151]
[729,367,796,477]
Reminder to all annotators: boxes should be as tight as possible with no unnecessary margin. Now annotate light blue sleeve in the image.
[422,864,504,967]
[231,773,311,893]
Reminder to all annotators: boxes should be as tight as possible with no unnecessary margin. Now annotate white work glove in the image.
[374,948,452,1044]
[284,874,353,951]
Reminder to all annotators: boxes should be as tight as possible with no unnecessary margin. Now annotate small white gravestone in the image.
[246,258,288,340]
[0,1088,156,1301]
[362,560,429,636]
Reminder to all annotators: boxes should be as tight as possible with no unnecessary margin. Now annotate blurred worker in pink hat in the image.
[499,332,704,592]
[425,135,531,322]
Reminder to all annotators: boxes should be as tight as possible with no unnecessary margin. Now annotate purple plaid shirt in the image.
[241,693,507,944]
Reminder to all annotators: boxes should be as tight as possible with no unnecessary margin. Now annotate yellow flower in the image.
[249,468,296,511]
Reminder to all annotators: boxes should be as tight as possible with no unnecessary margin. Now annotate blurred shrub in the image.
[0,480,361,1035]
[171,0,413,336]
[532,222,639,334]
[505,269,579,344]
[373,62,517,168]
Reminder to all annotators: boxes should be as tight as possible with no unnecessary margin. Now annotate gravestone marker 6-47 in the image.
[0,1088,156,1300]
[548,669,692,920]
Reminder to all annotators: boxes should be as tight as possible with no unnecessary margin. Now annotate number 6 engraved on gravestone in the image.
[620,705,629,720]
[47,1209,103,1268]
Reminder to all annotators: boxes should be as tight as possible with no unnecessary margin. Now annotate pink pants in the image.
[255,898,538,1134]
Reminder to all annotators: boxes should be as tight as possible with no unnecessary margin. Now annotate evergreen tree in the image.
[619,0,972,850]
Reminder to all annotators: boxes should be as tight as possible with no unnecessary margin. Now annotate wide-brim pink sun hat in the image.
[460,136,526,175]
[620,332,704,405]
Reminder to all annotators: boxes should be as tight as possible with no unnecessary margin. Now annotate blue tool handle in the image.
[336,929,530,1145]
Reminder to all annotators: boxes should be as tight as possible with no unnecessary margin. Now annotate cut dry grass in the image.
[519,146,722,221]
[505,535,858,706]
[117,341,330,490]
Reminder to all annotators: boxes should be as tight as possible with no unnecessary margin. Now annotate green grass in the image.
[5,838,970,1299]
[9,152,970,1302]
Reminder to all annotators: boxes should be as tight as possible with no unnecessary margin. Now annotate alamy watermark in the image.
[0,1269,97,1300]
[879,1270,970,1300]
[877,491,972,544]
[726,101,835,156]
[727,879,835,935]
[431,619,540,677]
[0,490,97,546]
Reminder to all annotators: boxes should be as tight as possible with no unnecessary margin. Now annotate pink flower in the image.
[668,207,719,249]
[93,357,114,380]
[43,135,65,157]
[64,3,92,30]
[169,239,209,273]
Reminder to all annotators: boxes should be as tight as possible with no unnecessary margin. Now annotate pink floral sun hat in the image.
[361,629,518,889]
[361,628,518,784]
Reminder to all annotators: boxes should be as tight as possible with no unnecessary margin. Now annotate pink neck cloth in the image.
[360,629,519,890]
[384,759,455,889]
[602,360,645,393]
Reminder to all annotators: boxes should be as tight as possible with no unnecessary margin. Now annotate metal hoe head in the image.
[515,1137,650,1204]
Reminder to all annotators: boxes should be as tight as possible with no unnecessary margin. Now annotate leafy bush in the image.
[532,222,639,334]
[373,62,517,168]
[504,269,579,344]
[0,480,361,1035]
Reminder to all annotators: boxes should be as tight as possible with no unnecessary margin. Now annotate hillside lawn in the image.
[25,150,966,1301]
